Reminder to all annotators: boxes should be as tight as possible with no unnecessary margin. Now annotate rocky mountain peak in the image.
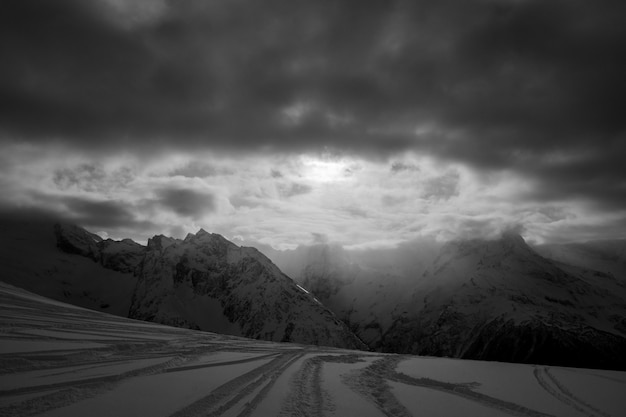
[147,235,178,251]
[500,231,530,251]
[195,228,210,237]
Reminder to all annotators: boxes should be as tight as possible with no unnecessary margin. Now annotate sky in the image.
[1,0,625,249]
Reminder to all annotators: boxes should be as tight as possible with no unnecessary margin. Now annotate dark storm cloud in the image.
[1,0,625,206]
[155,188,216,219]
[16,192,152,230]
[62,196,139,228]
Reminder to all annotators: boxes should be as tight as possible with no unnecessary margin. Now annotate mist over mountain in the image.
[263,233,626,370]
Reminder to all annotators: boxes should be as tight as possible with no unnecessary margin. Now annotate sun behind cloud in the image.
[299,155,354,184]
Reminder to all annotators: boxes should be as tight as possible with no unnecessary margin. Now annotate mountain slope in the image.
[268,234,626,370]
[128,229,364,348]
[535,239,626,298]
[383,233,626,369]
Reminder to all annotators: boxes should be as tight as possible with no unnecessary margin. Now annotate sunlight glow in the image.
[299,155,351,183]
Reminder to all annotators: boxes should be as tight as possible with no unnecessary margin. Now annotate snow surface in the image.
[1,281,625,417]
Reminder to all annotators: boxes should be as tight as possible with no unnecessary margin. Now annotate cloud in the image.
[14,191,154,232]
[155,188,216,219]
[311,233,329,245]
[169,161,232,178]
[390,161,420,174]
[229,194,261,209]
[277,182,313,199]
[62,196,139,229]
[421,170,460,201]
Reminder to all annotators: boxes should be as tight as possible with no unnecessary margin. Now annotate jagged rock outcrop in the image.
[54,223,145,273]
[54,223,102,261]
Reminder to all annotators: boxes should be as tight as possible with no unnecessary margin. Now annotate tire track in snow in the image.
[169,350,305,417]
[342,355,413,417]
[0,353,184,397]
[344,355,556,417]
[0,354,189,417]
[391,367,555,417]
[164,351,281,374]
[534,366,611,417]
[0,339,175,373]
[232,351,309,417]
[279,354,362,417]
[279,355,326,417]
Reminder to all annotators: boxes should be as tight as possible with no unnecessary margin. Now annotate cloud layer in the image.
[1,0,625,245]
[1,146,622,247]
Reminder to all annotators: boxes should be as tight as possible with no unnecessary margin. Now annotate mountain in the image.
[128,229,364,348]
[266,233,626,370]
[0,217,364,350]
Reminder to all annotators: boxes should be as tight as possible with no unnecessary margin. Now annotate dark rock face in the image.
[54,223,102,261]
[381,315,626,370]
[98,239,146,274]
[461,320,626,370]
[54,223,145,273]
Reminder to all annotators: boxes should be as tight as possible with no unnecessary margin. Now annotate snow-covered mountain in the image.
[127,229,364,348]
[0,218,364,350]
[266,233,626,370]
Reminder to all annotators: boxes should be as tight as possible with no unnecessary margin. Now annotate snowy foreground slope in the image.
[1,282,625,417]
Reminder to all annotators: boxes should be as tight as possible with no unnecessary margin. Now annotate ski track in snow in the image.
[1,283,625,417]
[533,366,611,417]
